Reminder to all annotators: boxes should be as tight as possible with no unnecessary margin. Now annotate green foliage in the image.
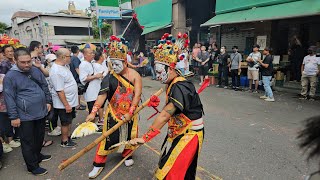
[0,22,8,34]
[91,16,112,39]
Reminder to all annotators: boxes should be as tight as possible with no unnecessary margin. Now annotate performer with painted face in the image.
[85,35,142,179]
[130,33,205,180]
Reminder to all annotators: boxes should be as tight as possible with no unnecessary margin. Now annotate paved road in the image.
[1,77,319,180]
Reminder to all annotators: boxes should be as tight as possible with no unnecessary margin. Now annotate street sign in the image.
[90,0,96,10]
[98,19,103,28]
[96,0,121,20]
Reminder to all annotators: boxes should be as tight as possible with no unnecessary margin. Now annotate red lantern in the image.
[183,33,188,39]
[161,36,165,40]
[158,44,163,49]
[177,32,182,38]
[110,35,117,41]
[184,43,188,48]
[164,33,170,38]
[185,39,189,44]
[166,40,171,45]
[179,55,184,60]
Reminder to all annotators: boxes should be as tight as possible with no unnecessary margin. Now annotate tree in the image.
[91,16,112,40]
[0,22,8,34]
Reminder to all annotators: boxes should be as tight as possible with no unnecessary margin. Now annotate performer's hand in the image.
[47,104,52,112]
[86,114,96,122]
[11,118,21,127]
[129,138,145,146]
[121,113,132,123]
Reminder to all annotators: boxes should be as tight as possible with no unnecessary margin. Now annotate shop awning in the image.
[134,0,172,35]
[201,0,320,27]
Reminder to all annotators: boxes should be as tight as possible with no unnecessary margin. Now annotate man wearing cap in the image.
[258,47,275,102]
[85,36,142,179]
[130,33,205,179]
[299,47,320,101]
[246,44,262,93]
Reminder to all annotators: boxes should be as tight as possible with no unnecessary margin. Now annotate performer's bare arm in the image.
[130,102,177,145]
[122,69,142,121]
[85,93,108,122]
[151,102,177,130]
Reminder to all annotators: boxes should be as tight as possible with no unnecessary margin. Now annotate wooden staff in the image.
[101,145,141,180]
[58,88,163,171]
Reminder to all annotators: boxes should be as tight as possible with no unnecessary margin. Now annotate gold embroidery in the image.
[155,130,204,179]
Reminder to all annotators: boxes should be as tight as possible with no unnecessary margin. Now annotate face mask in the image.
[220,49,225,53]
[111,59,124,74]
[155,63,169,83]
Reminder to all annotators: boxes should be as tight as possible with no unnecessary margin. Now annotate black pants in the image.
[218,65,229,86]
[20,118,46,171]
[87,101,95,115]
[231,69,240,88]
[49,110,58,131]
[291,61,302,81]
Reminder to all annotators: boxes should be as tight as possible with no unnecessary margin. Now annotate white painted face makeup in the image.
[155,63,169,83]
[111,59,124,74]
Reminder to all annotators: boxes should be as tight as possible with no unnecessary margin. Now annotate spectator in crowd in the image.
[192,43,200,74]
[92,51,108,124]
[70,46,86,111]
[230,46,242,90]
[3,48,52,175]
[316,40,320,57]
[49,48,78,148]
[299,47,320,101]
[216,46,230,88]
[289,35,304,82]
[246,44,261,93]
[176,49,188,76]
[137,52,147,76]
[148,48,156,80]
[0,45,20,153]
[44,54,62,137]
[29,41,49,77]
[258,47,275,102]
[79,48,104,118]
[196,45,210,85]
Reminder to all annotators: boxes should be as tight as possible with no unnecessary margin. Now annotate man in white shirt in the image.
[246,44,262,93]
[49,48,78,148]
[300,47,320,101]
[79,48,103,115]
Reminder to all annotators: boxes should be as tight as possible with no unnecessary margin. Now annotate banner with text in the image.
[96,0,121,19]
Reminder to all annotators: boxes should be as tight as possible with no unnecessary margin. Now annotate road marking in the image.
[143,144,222,180]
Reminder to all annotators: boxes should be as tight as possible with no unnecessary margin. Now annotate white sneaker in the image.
[260,95,268,99]
[124,159,134,167]
[265,97,275,102]
[8,140,21,148]
[3,143,13,153]
[88,166,104,179]
[48,126,61,136]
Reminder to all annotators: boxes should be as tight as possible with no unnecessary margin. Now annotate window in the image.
[26,26,33,39]
[54,26,93,36]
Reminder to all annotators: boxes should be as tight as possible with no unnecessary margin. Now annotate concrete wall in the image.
[172,0,187,36]
[132,0,156,8]
[8,16,93,46]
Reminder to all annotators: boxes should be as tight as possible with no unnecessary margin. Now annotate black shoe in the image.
[31,167,48,176]
[61,140,77,148]
[40,154,52,162]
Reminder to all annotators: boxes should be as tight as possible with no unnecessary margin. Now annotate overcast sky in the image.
[0,0,89,25]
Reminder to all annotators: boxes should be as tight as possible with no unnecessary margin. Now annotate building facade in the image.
[6,14,93,46]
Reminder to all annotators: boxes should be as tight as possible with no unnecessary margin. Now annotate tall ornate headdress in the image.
[154,32,189,68]
[107,35,129,61]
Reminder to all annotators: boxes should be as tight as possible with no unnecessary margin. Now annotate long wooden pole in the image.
[101,145,141,180]
[58,88,163,171]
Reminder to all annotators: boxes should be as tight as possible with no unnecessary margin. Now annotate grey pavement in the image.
[0,77,319,180]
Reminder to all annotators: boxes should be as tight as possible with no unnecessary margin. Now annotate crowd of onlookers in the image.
[0,41,110,175]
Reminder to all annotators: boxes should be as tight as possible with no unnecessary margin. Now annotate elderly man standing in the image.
[3,48,52,176]
[49,48,78,148]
